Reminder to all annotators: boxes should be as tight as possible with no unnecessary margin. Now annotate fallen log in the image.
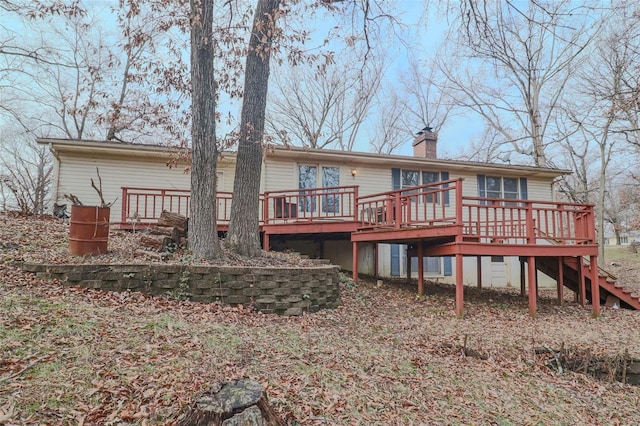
[150,226,182,246]
[177,379,285,426]
[157,210,188,233]
[140,234,172,252]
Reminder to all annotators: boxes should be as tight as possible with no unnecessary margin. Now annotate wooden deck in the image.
[120,181,634,316]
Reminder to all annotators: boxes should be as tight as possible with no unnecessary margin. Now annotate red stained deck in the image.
[120,182,639,316]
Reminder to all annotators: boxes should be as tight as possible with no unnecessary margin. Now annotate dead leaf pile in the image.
[1,214,640,424]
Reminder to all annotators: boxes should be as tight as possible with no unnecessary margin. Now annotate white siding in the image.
[55,153,235,223]
[352,168,392,196]
[264,158,295,191]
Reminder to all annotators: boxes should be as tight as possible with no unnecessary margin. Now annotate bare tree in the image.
[266,54,383,151]
[439,1,599,166]
[188,0,220,259]
[0,133,53,215]
[102,0,191,144]
[456,127,506,163]
[227,0,282,257]
[563,7,640,258]
[604,177,635,245]
[397,56,455,136]
[16,8,110,140]
[369,90,408,154]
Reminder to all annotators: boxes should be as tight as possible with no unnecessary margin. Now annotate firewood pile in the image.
[134,211,188,260]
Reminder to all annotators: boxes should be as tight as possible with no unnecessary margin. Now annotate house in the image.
[604,231,640,246]
[38,134,640,316]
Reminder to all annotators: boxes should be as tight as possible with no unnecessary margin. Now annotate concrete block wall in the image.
[20,263,340,315]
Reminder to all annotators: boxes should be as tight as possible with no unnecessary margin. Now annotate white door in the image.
[491,256,509,287]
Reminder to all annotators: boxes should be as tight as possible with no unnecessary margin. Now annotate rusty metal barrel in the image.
[69,205,110,255]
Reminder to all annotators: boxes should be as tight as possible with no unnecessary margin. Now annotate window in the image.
[478,175,527,203]
[299,165,317,212]
[392,168,450,205]
[322,166,340,213]
[401,170,419,188]
[503,177,519,200]
[422,171,440,203]
[298,165,340,213]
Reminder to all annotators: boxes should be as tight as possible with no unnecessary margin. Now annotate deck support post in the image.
[455,254,464,318]
[520,258,526,297]
[263,233,270,252]
[590,255,600,317]
[557,257,564,306]
[476,256,482,289]
[406,247,411,284]
[527,256,537,318]
[417,243,424,295]
[352,242,358,282]
[374,243,379,279]
[578,256,586,307]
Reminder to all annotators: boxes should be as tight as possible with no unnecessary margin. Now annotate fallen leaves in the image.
[2,214,640,424]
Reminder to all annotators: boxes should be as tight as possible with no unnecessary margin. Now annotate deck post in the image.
[352,242,358,282]
[590,256,601,317]
[406,247,411,284]
[263,233,270,252]
[374,243,379,278]
[527,256,537,317]
[417,243,424,295]
[476,256,482,289]
[557,257,564,306]
[121,187,128,224]
[520,258,526,297]
[455,254,464,318]
[578,256,586,307]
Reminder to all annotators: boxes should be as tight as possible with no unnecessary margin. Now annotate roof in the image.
[37,138,571,178]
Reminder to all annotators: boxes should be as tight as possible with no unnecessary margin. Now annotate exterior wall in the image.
[356,242,375,275]
[375,250,555,289]
[604,233,639,245]
[270,239,322,258]
[324,240,352,270]
[54,152,235,224]
[264,158,296,191]
[48,142,563,290]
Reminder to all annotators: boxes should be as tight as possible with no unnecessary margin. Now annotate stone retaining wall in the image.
[20,263,340,315]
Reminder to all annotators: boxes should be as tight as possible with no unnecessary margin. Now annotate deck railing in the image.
[356,179,461,229]
[262,185,359,225]
[121,184,596,247]
[120,187,235,226]
[461,197,595,245]
[355,180,595,246]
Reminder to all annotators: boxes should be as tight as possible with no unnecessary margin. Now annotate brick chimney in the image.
[412,127,438,159]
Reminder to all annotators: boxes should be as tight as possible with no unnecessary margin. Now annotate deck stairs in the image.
[536,256,640,310]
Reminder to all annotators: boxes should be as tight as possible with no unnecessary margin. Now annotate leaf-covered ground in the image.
[1,214,640,425]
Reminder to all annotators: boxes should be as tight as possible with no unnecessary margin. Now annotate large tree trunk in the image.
[227,0,282,257]
[189,0,220,259]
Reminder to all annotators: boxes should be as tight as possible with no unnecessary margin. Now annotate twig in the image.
[63,193,83,206]
[90,168,116,208]
[90,167,107,207]
[543,344,563,374]
[0,354,46,384]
